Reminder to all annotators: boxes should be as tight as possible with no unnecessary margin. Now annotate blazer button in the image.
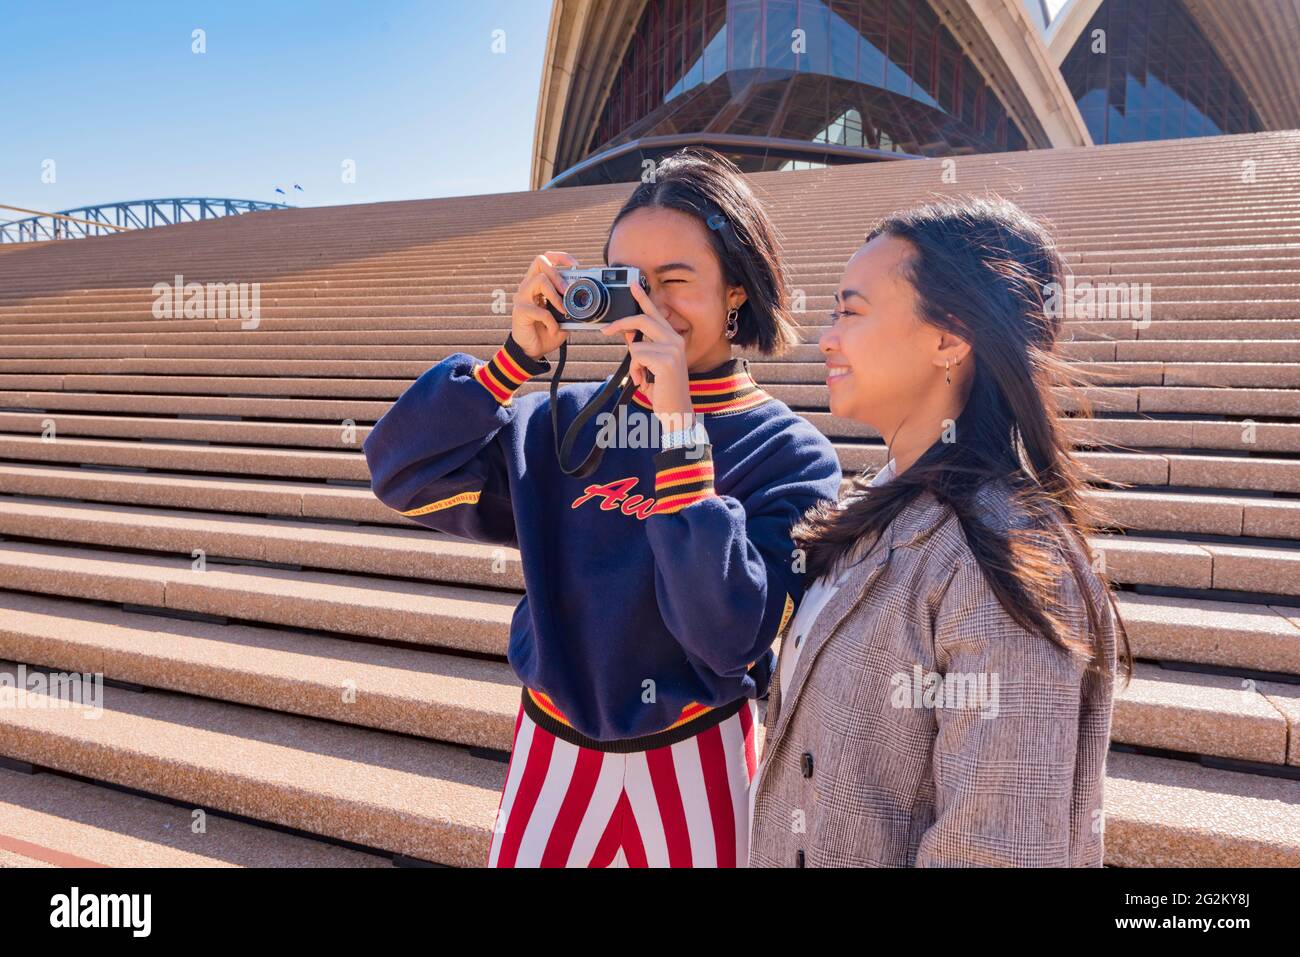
[801,752,814,778]
[796,849,805,868]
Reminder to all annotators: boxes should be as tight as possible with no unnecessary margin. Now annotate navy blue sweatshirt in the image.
[363,334,843,745]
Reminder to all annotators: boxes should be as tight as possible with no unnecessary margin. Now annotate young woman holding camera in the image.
[747,197,1132,867]
[364,149,841,867]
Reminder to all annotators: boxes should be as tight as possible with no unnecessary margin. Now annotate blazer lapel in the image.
[765,532,892,753]
[761,491,954,761]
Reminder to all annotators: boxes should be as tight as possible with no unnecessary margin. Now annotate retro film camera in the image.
[544,264,658,478]
[546,266,649,330]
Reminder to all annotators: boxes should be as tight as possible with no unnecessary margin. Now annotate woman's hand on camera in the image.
[511,252,574,360]
[602,280,693,428]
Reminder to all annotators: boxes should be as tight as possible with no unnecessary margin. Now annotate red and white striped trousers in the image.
[486,692,758,867]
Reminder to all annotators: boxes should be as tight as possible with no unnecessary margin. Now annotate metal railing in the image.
[0,198,293,243]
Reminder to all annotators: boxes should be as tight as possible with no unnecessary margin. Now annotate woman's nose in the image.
[819,327,837,353]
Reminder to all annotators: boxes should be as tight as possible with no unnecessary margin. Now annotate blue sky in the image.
[0,0,553,215]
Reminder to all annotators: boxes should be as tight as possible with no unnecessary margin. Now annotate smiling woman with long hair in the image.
[748,196,1133,868]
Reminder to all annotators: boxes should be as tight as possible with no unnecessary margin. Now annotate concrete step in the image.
[1095,535,1300,596]
[0,462,391,525]
[1,490,1296,596]
[1114,593,1300,675]
[1113,663,1297,765]
[0,660,504,867]
[0,495,524,585]
[1102,750,1300,867]
[0,767,391,867]
[1088,488,1300,539]
[0,539,517,655]
[0,589,517,749]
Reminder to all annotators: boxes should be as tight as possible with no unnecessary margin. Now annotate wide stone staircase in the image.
[0,129,1296,867]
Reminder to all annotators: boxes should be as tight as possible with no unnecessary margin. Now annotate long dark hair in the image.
[794,196,1132,684]
[602,147,800,355]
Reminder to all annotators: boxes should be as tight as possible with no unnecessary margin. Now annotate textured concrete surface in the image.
[1104,751,1300,867]
[0,767,391,867]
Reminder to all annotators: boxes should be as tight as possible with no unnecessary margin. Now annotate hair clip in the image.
[706,212,728,231]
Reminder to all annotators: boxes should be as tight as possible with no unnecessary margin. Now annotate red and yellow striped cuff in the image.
[650,444,716,515]
[473,334,550,405]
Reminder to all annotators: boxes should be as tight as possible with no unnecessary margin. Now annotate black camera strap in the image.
[549,332,651,478]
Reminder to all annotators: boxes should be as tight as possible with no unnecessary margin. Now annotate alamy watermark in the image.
[0,664,103,718]
[890,664,1000,718]
[595,405,706,459]
[1043,275,1152,327]
[152,273,260,328]
[50,886,150,937]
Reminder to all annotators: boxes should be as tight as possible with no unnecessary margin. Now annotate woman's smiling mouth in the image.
[827,364,852,382]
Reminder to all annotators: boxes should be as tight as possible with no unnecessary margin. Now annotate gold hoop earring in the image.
[945,359,951,385]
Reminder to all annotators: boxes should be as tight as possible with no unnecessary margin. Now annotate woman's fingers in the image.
[518,301,562,338]
[539,259,569,301]
[626,341,677,377]
[531,272,565,312]
[526,252,578,294]
[606,282,678,340]
[601,312,676,342]
[510,253,577,357]
[628,279,669,323]
[540,250,579,269]
[526,251,577,277]
[515,272,564,328]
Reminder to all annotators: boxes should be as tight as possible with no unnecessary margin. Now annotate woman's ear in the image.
[934,326,972,369]
[727,284,748,311]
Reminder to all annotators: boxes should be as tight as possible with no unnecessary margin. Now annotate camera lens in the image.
[563,277,608,323]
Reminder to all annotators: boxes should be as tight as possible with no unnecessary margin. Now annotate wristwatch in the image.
[661,418,709,450]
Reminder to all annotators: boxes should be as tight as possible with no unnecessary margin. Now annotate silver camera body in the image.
[546,266,648,330]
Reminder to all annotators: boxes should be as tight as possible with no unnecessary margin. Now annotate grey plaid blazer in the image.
[748,479,1116,867]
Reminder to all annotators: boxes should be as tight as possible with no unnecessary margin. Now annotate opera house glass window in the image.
[1060,0,1263,144]
[587,0,1028,175]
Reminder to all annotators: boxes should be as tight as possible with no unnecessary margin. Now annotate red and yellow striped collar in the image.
[630,356,772,415]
